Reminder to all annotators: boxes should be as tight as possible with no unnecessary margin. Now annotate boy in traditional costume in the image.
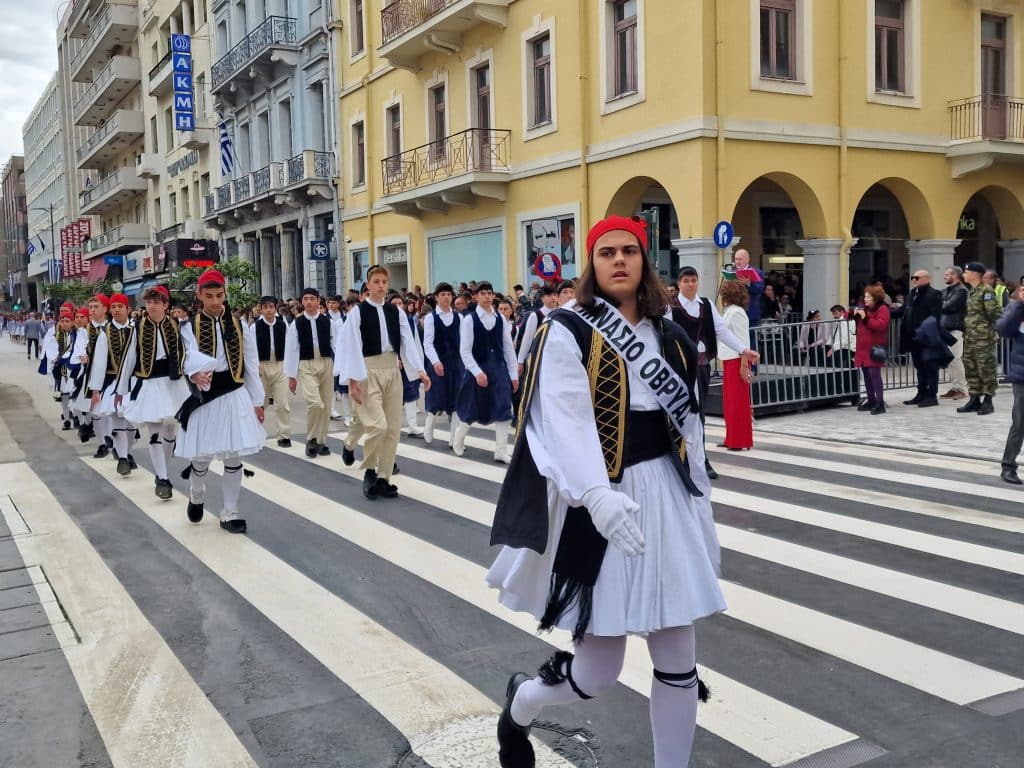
[255,296,292,448]
[76,294,111,453]
[284,287,336,458]
[88,294,137,475]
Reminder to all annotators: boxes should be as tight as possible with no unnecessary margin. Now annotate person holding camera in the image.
[853,285,891,415]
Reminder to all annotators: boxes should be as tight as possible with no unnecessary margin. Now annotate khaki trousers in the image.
[947,330,967,393]
[351,352,403,480]
[260,360,291,439]
[298,356,334,443]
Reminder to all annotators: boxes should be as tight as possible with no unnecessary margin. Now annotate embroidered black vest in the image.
[133,315,184,379]
[357,302,401,357]
[471,311,504,364]
[104,324,132,376]
[193,311,245,383]
[83,322,105,381]
[255,316,287,362]
[431,311,460,360]
[294,314,334,359]
[56,328,69,357]
[672,299,717,361]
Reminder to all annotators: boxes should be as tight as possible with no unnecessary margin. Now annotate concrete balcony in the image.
[76,109,144,170]
[947,95,1024,178]
[79,167,147,216]
[379,0,510,70]
[70,3,139,83]
[210,16,298,104]
[204,151,333,225]
[74,55,142,127]
[156,219,206,242]
[136,153,161,179]
[67,0,137,40]
[181,129,209,150]
[147,50,173,97]
[83,222,149,258]
[380,128,510,217]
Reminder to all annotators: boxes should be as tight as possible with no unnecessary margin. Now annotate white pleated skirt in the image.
[175,387,265,460]
[486,455,726,637]
[121,376,190,425]
[91,380,124,418]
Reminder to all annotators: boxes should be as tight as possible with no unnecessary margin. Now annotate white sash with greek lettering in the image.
[572,298,710,496]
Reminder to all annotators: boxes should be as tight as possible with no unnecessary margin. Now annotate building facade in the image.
[0,157,29,308]
[23,74,70,305]
[201,0,339,301]
[334,0,1024,313]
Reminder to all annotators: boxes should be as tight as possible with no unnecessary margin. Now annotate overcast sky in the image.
[0,4,61,160]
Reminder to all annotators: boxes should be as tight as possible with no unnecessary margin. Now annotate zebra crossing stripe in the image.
[0,462,259,768]
[260,443,863,766]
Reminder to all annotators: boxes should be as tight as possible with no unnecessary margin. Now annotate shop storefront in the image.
[428,227,504,290]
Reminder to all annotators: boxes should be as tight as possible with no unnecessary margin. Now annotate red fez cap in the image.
[61,301,75,310]
[59,307,74,319]
[109,293,130,307]
[150,284,170,301]
[75,307,89,318]
[198,269,225,288]
[585,215,649,256]
[91,294,110,307]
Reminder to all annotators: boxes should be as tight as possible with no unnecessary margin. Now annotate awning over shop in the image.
[87,257,109,281]
[123,278,156,297]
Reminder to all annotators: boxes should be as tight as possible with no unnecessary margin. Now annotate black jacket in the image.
[941,283,968,332]
[913,316,956,368]
[996,301,1024,384]
[900,284,943,342]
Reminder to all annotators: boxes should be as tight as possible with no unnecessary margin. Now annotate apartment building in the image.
[335,0,1024,312]
[0,157,29,307]
[22,74,69,304]
[201,0,339,300]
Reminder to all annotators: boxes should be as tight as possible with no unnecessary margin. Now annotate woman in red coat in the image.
[853,284,891,415]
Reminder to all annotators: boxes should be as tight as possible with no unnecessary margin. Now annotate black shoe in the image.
[393,462,400,475]
[62,420,72,431]
[104,435,114,449]
[497,673,535,768]
[870,403,886,415]
[127,454,137,471]
[154,479,173,500]
[857,401,875,412]
[705,461,719,480]
[977,396,995,416]
[116,458,131,476]
[342,446,355,466]
[187,501,204,523]
[916,398,939,408]
[93,444,109,459]
[78,422,94,443]
[219,519,247,534]
[375,477,399,498]
[318,443,331,456]
[72,416,80,429]
[1001,467,1022,485]
[903,396,922,406]
[363,469,379,499]
[957,395,981,413]
[277,438,292,448]
[306,439,319,457]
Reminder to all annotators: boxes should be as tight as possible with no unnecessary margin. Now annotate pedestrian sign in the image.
[713,221,734,249]
[310,241,330,261]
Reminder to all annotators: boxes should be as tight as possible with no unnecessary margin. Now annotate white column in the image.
[237,237,255,266]
[905,239,961,285]
[169,15,180,35]
[260,234,274,296]
[182,2,193,36]
[999,240,1024,284]
[671,237,727,291]
[797,238,845,315]
[279,226,296,299]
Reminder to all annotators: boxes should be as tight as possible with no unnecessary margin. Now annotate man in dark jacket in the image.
[940,266,968,400]
[996,291,1024,483]
[900,269,943,406]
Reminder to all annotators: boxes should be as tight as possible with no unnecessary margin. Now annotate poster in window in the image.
[351,249,366,286]
[525,215,576,285]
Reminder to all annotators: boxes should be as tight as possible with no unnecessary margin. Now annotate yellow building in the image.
[334,0,1024,312]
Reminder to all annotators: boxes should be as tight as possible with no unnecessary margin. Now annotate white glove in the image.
[581,487,645,557]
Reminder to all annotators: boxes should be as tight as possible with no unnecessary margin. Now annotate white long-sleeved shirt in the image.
[829,318,857,352]
[88,320,132,392]
[283,312,334,378]
[333,299,425,383]
[516,305,554,364]
[180,314,265,407]
[674,295,748,355]
[459,306,519,381]
[422,308,458,366]
[115,321,172,396]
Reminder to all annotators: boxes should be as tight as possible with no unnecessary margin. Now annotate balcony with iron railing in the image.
[76,109,144,170]
[380,128,510,216]
[73,55,142,127]
[79,167,147,216]
[67,0,137,40]
[378,0,511,70]
[947,95,1024,178]
[203,150,334,221]
[70,3,139,83]
[83,222,149,258]
[210,16,298,98]
[147,49,173,96]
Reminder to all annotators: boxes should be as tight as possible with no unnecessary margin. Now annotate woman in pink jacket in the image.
[853,284,891,415]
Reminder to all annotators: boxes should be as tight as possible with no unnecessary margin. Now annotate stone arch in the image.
[603,175,670,217]
[850,176,936,240]
[953,184,1024,241]
[727,171,829,239]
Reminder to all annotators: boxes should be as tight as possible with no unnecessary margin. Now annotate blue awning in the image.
[123,278,156,297]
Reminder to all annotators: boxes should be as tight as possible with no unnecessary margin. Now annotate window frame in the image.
[613,0,638,97]
[429,84,447,163]
[521,19,558,140]
[351,119,366,189]
[749,0,813,96]
[532,34,552,127]
[874,0,905,93]
[350,0,366,61]
[599,0,646,114]
[865,0,920,107]
[760,0,796,81]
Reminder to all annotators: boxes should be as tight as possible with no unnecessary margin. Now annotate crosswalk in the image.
[5,413,1024,768]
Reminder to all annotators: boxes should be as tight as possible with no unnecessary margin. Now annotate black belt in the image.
[130,360,173,399]
[623,410,672,468]
[176,370,244,430]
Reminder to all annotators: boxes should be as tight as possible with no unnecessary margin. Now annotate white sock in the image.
[60,396,71,420]
[647,626,699,768]
[222,461,244,514]
[189,461,209,504]
[113,428,130,459]
[161,424,177,471]
[494,421,511,458]
[341,393,352,419]
[404,402,419,430]
[146,422,168,480]
[510,635,626,727]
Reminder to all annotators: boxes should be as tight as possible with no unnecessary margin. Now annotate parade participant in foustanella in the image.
[114,285,190,500]
[487,215,725,768]
[422,282,466,446]
[450,282,519,462]
[88,294,137,475]
[43,305,83,430]
[68,307,92,429]
[284,287,337,458]
[335,265,430,499]
[255,296,292,447]
[515,283,558,377]
[75,294,111,452]
[175,269,266,533]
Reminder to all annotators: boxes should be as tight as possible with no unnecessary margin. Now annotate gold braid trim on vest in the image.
[135,316,184,378]
[671,340,689,464]
[106,325,131,376]
[194,312,245,383]
[57,328,68,356]
[586,330,628,480]
[512,320,552,447]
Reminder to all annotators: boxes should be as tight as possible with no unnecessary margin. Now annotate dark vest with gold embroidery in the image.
[104,324,132,377]
[192,312,245,384]
[83,322,105,382]
[294,314,334,359]
[133,315,184,379]
[255,316,286,362]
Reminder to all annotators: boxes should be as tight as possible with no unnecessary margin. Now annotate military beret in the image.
[965,262,987,274]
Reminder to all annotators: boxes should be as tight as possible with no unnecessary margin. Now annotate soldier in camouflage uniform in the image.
[957,262,1001,415]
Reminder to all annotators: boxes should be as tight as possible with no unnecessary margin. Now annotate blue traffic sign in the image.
[171,34,191,53]
[310,241,330,261]
[713,220,734,249]
[103,254,123,265]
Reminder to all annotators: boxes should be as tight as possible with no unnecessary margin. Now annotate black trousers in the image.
[910,346,937,398]
[1002,383,1024,469]
[698,363,713,467]
[26,338,39,358]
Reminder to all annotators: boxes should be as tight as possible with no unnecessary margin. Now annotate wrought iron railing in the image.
[381,128,510,195]
[949,95,1024,142]
[233,175,251,200]
[80,171,121,206]
[286,154,304,184]
[75,58,118,116]
[211,16,297,90]
[216,183,231,210]
[204,193,215,216]
[77,115,119,162]
[381,0,454,44]
[253,165,272,195]
[314,151,332,178]
[84,225,123,253]
[158,223,183,242]
[71,5,114,73]
[148,49,172,82]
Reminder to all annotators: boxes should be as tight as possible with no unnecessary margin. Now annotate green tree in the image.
[168,257,259,310]
[42,279,114,308]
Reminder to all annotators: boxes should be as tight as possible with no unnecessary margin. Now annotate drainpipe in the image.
[837,4,855,305]
[325,0,343,289]
[577,0,590,233]
[715,0,726,238]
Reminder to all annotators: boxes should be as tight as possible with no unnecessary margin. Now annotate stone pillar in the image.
[999,240,1024,284]
[260,234,275,296]
[797,239,845,315]
[906,239,961,286]
[182,1,193,36]
[279,225,296,300]
[169,15,180,35]
[237,237,255,266]
[671,237,729,292]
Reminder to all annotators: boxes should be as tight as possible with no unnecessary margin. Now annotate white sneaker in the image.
[330,408,343,420]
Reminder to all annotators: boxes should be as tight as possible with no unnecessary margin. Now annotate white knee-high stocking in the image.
[146,422,168,480]
[188,461,209,504]
[647,626,700,768]
[161,423,177,471]
[222,461,243,515]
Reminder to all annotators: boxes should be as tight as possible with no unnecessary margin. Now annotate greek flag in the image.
[26,240,36,258]
[48,257,62,285]
[218,111,234,177]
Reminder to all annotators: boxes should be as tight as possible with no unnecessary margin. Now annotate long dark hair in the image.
[575,251,669,319]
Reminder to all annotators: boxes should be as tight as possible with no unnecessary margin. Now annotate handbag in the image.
[869,344,888,364]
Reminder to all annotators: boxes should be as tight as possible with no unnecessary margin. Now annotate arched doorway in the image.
[954,194,1001,274]
[605,176,680,281]
[849,184,911,304]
